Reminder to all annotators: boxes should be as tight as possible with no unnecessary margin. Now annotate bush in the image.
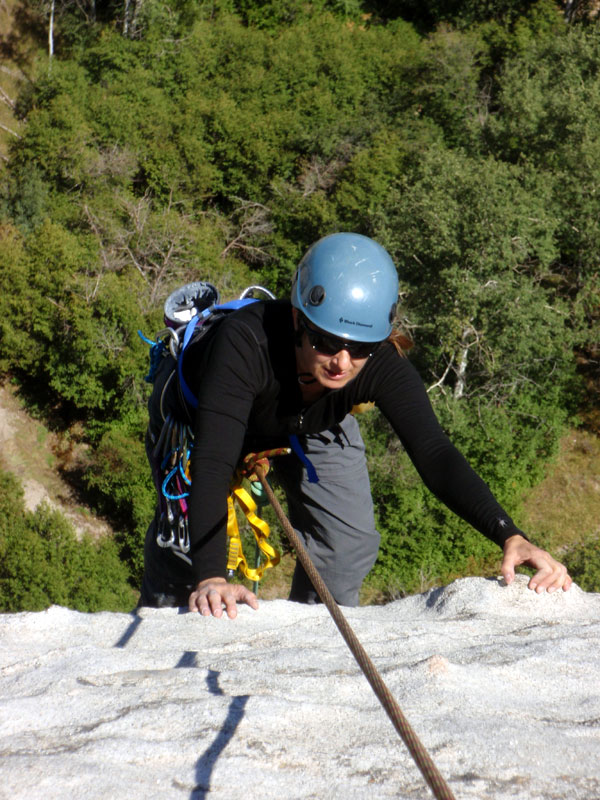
[0,469,136,612]
[564,539,600,593]
[84,418,155,585]
[358,409,502,597]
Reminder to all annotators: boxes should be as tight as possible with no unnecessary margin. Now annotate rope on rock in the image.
[254,463,457,800]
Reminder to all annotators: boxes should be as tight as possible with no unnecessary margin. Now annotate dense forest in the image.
[0,0,598,611]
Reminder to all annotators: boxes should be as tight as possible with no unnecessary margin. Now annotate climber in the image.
[139,232,571,616]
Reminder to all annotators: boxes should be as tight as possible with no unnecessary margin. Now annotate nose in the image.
[331,348,352,369]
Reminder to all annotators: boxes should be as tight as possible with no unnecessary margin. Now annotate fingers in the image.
[501,535,572,594]
[500,559,516,586]
[188,579,258,618]
[234,584,260,611]
[500,535,525,587]
[528,559,572,594]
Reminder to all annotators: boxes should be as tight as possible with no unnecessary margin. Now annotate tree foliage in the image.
[0,469,135,612]
[0,0,597,605]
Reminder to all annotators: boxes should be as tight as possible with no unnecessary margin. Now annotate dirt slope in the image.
[0,381,113,539]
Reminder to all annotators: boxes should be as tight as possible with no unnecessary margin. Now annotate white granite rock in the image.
[0,575,599,800]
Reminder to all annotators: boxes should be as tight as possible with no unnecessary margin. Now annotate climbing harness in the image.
[140,281,283,580]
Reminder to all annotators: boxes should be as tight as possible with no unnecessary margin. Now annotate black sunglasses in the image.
[299,316,381,359]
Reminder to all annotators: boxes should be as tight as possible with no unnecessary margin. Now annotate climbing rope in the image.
[253,462,457,800]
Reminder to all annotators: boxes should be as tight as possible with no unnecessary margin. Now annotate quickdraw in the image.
[153,414,193,562]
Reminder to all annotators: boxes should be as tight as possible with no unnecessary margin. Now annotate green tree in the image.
[488,26,600,283]
[0,469,136,612]
[84,417,155,584]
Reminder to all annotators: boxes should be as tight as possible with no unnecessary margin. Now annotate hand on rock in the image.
[501,535,572,594]
[189,578,259,618]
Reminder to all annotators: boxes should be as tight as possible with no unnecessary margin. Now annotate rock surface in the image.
[1,575,599,800]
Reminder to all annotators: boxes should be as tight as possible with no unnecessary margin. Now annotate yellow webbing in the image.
[351,401,375,415]
[226,485,280,581]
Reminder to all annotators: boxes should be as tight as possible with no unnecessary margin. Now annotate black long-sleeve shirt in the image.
[180,299,523,582]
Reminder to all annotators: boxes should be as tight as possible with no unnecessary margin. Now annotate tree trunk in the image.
[130,0,143,36]
[122,0,130,36]
[48,0,55,62]
[453,327,471,400]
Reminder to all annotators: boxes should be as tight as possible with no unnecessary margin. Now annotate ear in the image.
[291,307,299,330]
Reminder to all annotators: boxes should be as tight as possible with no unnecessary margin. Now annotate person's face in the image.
[292,309,375,390]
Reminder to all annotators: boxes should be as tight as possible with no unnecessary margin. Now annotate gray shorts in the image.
[274,413,380,607]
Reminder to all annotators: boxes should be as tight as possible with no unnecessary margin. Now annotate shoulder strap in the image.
[177,299,258,412]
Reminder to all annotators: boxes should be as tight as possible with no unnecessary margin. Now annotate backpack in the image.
[139,281,281,584]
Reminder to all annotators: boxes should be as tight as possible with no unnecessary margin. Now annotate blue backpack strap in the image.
[177,299,259,412]
[216,299,258,311]
[177,310,210,410]
[288,434,319,483]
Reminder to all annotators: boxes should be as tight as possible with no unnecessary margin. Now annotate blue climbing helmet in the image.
[291,233,399,342]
